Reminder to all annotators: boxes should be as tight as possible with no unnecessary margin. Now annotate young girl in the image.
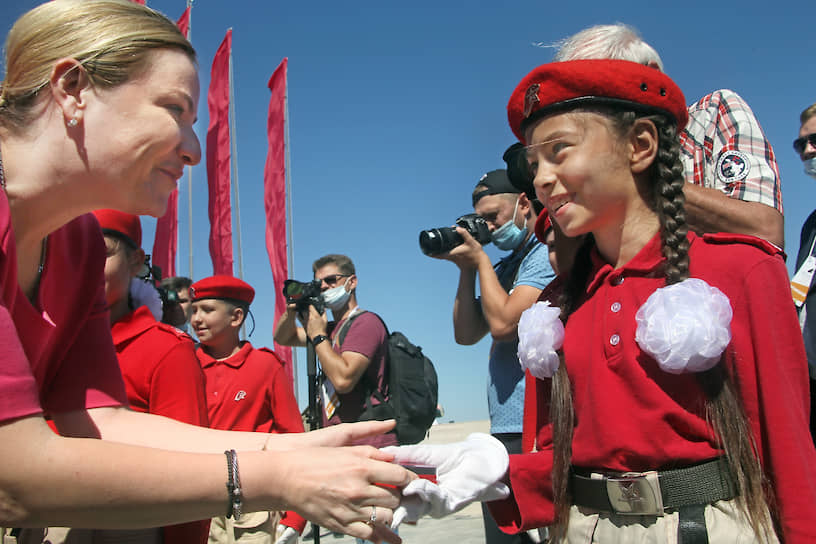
[501,58,815,543]
[392,59,816,543]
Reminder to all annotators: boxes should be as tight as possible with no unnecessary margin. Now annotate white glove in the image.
[274,524,299,544]
[382,433,510,528]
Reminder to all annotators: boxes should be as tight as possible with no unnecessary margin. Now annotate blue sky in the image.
[2,0,811,424]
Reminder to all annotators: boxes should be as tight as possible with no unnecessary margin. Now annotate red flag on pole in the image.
[206,30,233,276]
[151,7,192,281]
[176,6,190,38]
[264,58,292,370]
[152,189,178,279]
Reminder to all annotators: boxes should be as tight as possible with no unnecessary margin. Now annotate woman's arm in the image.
[0,414,410,542]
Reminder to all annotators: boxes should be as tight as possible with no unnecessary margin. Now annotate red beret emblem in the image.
[524,84,540,118]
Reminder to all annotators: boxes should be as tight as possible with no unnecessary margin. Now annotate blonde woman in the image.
[0,1,410,542]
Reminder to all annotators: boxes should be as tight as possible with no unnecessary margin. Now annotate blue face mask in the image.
[491,196,528,251]
[805,157,816,180]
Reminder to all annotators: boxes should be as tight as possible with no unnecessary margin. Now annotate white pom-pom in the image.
[517,301,564,379]
[635,278,732,374]
[129,278,163,321]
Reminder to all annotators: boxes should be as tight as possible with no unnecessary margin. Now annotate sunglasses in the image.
[319,273,350,286]
[793,133,816,155]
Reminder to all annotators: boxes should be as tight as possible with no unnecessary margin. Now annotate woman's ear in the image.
[629,118,659,174]
[49,58,91,125]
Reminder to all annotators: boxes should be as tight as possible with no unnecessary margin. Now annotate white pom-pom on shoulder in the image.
[129,278,163,321]
[517,301,564,379]
[635,278,732,374]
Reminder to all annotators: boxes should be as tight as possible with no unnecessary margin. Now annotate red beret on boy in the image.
[93,209,142,248]
[191,275,255,305]
[507,59,688,143]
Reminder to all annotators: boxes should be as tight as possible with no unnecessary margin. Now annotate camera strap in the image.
[318,306,363,420]
[494,234,537,292]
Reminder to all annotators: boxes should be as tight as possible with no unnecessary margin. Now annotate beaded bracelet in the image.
[224,449,243,519]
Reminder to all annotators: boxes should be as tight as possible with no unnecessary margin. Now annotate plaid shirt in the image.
[680,89,782,213]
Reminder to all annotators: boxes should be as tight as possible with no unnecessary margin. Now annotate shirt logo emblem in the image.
[716,150,750,184]
[234,390,247,401]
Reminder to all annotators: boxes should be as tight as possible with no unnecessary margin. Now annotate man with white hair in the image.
[554,24,784,248]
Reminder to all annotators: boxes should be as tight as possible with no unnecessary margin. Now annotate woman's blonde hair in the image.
[0,0,194,129]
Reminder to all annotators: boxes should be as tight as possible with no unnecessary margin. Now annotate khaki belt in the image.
[570,457,737,516]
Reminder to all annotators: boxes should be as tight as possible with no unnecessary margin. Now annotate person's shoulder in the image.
[802,209,816,231]
[350,310,387,335]
[695,232,783,261]
[139,318,196,347]
[53,213,106,263]
[687,89,752,115]
[522,240,550,263]
[249,346,286,366]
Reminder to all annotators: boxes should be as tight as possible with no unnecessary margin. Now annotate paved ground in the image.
[307,420,491,544]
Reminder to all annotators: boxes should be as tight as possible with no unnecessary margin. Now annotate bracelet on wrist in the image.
[224,449,243,519]
[310,334,329,347]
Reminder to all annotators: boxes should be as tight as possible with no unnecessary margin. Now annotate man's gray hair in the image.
[554,23,664,72]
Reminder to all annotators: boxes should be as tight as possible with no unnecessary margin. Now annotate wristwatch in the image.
[310,334,329,347]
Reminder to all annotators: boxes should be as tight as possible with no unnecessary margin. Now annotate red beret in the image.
[507,59,688,143]
[534,209,552,243]
[93,209,142,248]
[191,275,255,305]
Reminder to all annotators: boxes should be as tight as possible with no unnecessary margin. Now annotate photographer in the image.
[431,170,554,544]
[274,255,396,449]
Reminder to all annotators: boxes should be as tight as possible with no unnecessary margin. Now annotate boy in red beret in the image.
[190,275,306,544]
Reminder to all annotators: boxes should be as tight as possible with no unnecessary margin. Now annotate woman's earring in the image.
[67,117,78,128]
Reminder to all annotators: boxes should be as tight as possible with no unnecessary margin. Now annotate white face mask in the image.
[322,282,352,311]
[805,157,816,180]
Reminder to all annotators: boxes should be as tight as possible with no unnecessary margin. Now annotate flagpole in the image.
[186,0,194,280]
[283,62,299,396]
[228,32,244,283]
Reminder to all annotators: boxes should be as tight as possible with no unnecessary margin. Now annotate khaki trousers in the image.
[208,511,281,544]
[557,500,779,544]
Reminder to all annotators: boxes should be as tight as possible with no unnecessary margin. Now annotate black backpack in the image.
[337,311,438,445]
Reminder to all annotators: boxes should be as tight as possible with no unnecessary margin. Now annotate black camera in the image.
[419,213,492,256]
[282,279,325,314]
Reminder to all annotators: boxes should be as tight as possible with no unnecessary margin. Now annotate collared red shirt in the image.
[112,305,208,426]
[197,342,303,434]
[490,232,816,543]
[680,89,782,213]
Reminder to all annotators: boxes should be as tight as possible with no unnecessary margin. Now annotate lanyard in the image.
[791,235,816,308]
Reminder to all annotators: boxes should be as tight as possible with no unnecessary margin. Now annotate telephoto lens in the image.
[419,227,464,256]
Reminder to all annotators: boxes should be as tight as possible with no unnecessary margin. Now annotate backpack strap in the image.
[335,310,390,406]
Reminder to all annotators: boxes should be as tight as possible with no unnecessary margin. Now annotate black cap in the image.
[472,169,519,207]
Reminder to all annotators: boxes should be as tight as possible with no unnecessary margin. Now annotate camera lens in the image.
[419,227,463,256]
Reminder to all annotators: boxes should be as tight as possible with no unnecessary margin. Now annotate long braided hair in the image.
[547,109,775,540]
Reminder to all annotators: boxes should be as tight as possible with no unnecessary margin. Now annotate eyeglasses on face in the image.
[318,273,351,286]
[793,133,816,155]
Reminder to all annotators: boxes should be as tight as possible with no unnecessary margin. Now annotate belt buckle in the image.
[605,471,664,516]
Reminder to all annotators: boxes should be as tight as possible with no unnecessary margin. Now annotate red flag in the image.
[206,30,233,276]
[176,6,190,38]
[129,0,146,4]
[152,188,178,279]
[264,58,292,371]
